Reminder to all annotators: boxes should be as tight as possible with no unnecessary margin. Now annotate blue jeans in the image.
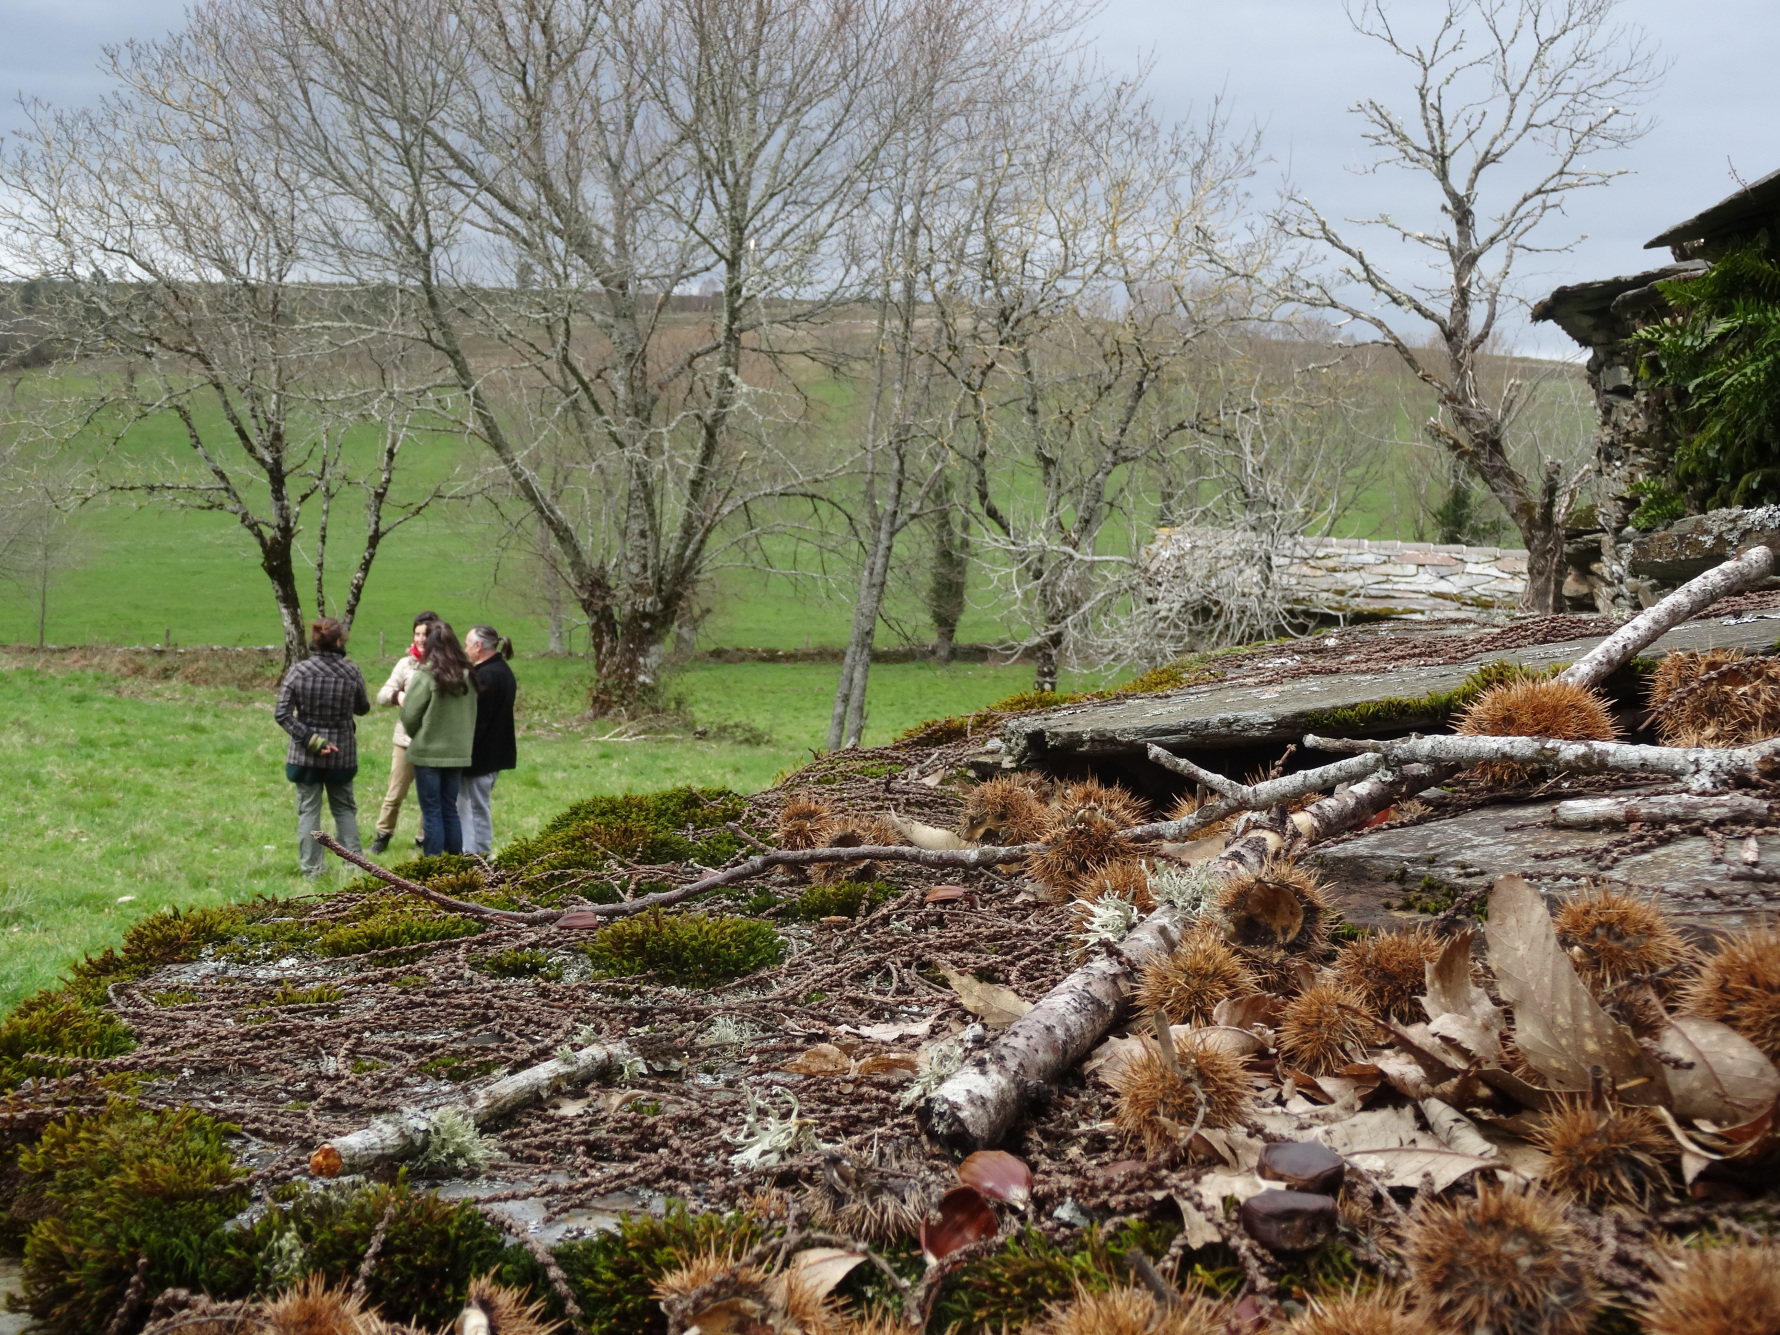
[412,765,462,856]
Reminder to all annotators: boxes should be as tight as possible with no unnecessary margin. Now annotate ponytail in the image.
[469,625,514,661]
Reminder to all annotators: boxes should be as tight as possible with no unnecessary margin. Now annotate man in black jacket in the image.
[457,624,518,855]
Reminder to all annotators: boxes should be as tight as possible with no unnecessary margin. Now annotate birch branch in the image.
[1551,793,1771,829]
[310,1040,634,1175]
[1302,733,1780,793]
[1557,544,1776,689]
[914,757,1444,1152]
[1131,748,1387,841]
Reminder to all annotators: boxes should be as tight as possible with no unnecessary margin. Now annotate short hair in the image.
[310,618,347,652]
[413,609,441,628]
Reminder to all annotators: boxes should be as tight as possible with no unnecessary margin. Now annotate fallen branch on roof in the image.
[313,829,1045,927]
[1551,793,1771,828]
[1302,732,1780,792]
[1557,543,1776,689]
[914,758,1454,1153]
[309,1039,634,1176]
[1132,748,1387,841]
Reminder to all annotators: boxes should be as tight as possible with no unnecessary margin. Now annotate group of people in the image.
[272,611,519,877]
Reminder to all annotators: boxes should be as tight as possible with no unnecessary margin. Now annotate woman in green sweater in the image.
[399,621,481,855]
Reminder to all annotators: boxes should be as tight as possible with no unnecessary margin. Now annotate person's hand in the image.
[396,691,405,705]
[319,743,340,757]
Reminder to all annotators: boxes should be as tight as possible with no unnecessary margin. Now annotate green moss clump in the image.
[266,982,344,1007]
[474,948,565,981]
[487,788,750,906]
[211,1177,536,1328]
[315,910,478,958]
[580,910,783,987]
[1302,659,1546,734]
[13,1100,247,1335]
[930,1221,1187,1333]
[0,995,136,1090]
[787,880,898,921]
[552,1202,766,1335]
[418,1055,506,1084]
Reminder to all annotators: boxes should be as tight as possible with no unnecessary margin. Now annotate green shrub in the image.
[580,910,783,987]
[212,1177,536,1328]
[552,1202,765,1335]
[14,1100,247,1335]
[788,880,898,921]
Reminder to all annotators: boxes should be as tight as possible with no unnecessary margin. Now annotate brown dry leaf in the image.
[925,885,968,904]
[1175,1171,1271,1250]
[840,1016,933,1043]
[1421,1097,1503,1164]
[1213,994,1282,1031]
[308,1144,343,1178]
[940,967,1030,1029]
[1483,874,1665,1101]
[784,1247,866,1302]
[853,1053,919,1078]
[1657,1016,1780,1123]
[1316,1104,1496,1191]
[1420,928,1504,1064]
[893,815,974,851]
[679,1297,757,1335]
[782,1043,851,1076]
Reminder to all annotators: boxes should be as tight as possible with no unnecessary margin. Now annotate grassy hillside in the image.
[0,651,1101,1008]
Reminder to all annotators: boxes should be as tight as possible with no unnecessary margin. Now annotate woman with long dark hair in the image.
[398,621,480,855]
[273,618,371,877]
[457,625,518,855]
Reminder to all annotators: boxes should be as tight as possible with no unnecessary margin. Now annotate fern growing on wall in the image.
[1636,239,1780,508]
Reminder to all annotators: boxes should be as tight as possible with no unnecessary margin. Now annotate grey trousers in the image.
[297,778,361,877]
[456,772,498,856]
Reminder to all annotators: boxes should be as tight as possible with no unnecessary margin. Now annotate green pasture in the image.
[0,652,1106,1009]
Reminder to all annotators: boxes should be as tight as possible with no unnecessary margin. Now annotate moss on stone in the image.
[787,880,899,921]
[13,1099,248,1335]
[473,948,565,981]
[551,1201,765,1335]
[1302,659,1547,734]
[579,910,783,987]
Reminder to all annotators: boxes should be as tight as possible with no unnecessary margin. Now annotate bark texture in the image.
[313,1041,632,1174]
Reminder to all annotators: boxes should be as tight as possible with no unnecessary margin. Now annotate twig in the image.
[100,1254,150,1335]
[726,821,775,854]
[1125,1248,1180,1311]
[1558,544,1776,689]
[1302,732,1780,794]
[351,1199,397,1298]
[1133,749,1385,841]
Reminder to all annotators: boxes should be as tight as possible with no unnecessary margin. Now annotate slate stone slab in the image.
[1630,506,1780,585]
[1309,799,1775,936]
[1002,613,1780,765]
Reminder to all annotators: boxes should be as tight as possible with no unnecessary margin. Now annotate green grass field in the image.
[0,652,1105,1009]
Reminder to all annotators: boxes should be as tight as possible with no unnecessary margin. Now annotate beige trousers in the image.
[376,743,416,836]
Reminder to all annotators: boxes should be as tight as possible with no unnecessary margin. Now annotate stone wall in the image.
[1143,526,1527,620]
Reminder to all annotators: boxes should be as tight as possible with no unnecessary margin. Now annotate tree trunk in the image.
[929,486,968,665]
[1033,633,1062,693]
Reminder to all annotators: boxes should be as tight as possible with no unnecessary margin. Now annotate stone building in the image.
[1534,167,1780,612]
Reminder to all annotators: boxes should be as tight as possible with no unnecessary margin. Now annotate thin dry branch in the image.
[1557,545,1777,689]
[1302,732,1780,792]
[1136,746,1387,839]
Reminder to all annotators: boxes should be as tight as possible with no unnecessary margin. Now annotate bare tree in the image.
[1287,0,1662,613]
[936,73,1273,691]
[1133,355,1383,657]
[0,33,445,670]
[222,0,920,708]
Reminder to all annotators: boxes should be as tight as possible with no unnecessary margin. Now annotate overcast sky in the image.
[1,0,1771,356]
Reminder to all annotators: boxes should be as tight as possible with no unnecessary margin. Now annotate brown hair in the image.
[310,618,347,652]
[421,621,479,695]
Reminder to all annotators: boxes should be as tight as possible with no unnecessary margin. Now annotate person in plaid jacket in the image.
[274,618,371,876]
